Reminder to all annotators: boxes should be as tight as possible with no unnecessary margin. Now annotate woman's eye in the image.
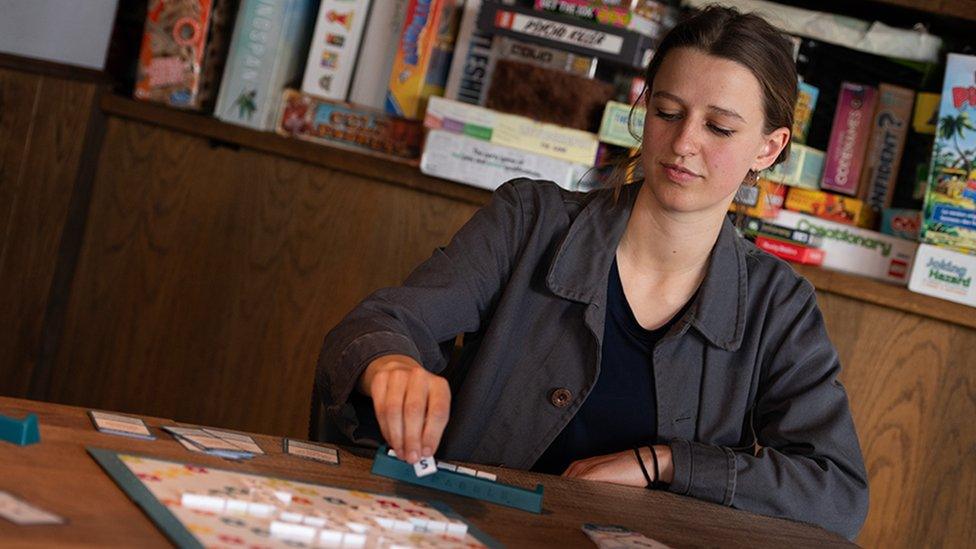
[654,110,679,121]
[708,124,735,137]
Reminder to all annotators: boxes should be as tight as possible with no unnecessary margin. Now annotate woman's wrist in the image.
[652,444,674,485]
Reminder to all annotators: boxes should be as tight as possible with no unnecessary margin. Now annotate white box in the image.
[348,0,410,109]
[0,0,118,70]
[772,210,917,285]
[421,130,588,192]
[301,0,372,100]
[908,243,976,307]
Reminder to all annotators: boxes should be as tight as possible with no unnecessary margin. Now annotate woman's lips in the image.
[661,162,702,183]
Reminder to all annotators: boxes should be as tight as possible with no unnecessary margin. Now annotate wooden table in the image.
[0,397,853,548]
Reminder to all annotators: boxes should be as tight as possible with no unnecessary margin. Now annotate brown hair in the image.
[605,4,797,197]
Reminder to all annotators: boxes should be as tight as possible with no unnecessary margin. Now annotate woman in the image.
[316,5,869,540]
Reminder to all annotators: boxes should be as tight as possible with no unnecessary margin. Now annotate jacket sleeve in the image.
[667,285,869,540]
[315,180,528,443]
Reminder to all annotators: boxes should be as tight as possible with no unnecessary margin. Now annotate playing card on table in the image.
[0,491,66,525]
[582,524,673,548]
[161,426,253,460]
[88,410,155,440]
[283,438,339,465]
[202,428,264,454]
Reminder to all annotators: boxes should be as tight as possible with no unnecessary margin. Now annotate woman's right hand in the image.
[358,354,451,465]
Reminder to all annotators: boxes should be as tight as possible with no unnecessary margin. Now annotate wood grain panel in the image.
[0,68,97,397]
[817,291,976,548]
[48,118,479,438]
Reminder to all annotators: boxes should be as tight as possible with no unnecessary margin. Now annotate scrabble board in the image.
[88,448,499,548]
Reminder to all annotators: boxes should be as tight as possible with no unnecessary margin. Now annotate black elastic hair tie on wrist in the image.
[633,446,652,488]
[647,445,667,489]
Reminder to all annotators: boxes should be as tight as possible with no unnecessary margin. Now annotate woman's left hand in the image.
[562,446,673,487]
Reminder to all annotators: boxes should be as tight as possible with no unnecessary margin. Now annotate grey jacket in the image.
[316,179,869,539]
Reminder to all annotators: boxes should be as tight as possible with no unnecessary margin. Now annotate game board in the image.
[88,448,499,548]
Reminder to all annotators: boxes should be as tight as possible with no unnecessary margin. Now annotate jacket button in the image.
[550,388,572,408]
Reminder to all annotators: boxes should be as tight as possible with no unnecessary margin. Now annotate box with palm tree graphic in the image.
[921,53,976,254]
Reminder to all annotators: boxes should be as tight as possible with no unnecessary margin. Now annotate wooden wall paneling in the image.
[817,291,976,548]
[47,117,478,438]
[0,67,97,397]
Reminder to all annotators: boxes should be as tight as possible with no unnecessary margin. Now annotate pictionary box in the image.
[774,209,916,285]
[921,53,976,254]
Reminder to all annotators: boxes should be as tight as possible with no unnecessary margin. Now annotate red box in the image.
[755,236,825,266]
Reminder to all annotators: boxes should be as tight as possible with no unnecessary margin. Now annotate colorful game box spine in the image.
[821,82,878,196]
[730,179,786,219]
[598,100,644,149]
[792,81,819,145]
[754,236,825,266]
[386,0,453,119]
[421,1,464,102]
[532,0,670,38]
[743,217,822,248]
[774,209,916,285]
[765,143,824,190]
[786,187,875,229]
[301,0,372,101]
[348,0,410,110]
[493,36,597,77]
[424,96,601,165]
[277,89,424,159]
[881,208,921,241]
[134,0,236,111]
[909,243,976,307]
[444,0,495,105]
[421,129,589,191]
[912,92,940,135]
[857,83,914,213]
[215,0,316,130]
[477,1,654,69]
[921,53,976,254]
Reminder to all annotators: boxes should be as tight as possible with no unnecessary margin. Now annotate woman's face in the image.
[641,47,789,216]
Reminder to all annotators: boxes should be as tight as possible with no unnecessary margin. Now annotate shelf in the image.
[98,94,492,207]
[98,94,976,330]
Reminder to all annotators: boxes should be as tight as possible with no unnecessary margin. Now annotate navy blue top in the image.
[532,258,688,474]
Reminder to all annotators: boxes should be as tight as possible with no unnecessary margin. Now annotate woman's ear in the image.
[753,127,791,171]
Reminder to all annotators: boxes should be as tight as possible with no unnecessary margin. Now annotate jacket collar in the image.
[545,181,747,351]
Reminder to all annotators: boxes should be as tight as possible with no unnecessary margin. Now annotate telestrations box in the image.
[277,89,423,159]
[444,0,494,105]
[424,96,600,165]
[785,187,875,228]
[774,209,916,285]
[421,129,588,191]
[821,82,878,196]
[858,84,914,213]
[921,53,976,254]
[909,243,976,307]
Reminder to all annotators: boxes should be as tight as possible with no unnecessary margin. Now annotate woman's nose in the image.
[671,121,699,157]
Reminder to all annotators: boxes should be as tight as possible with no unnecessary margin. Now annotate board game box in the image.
[89,447,500,548]
[920,53,976,254]
[134,0,236,111]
